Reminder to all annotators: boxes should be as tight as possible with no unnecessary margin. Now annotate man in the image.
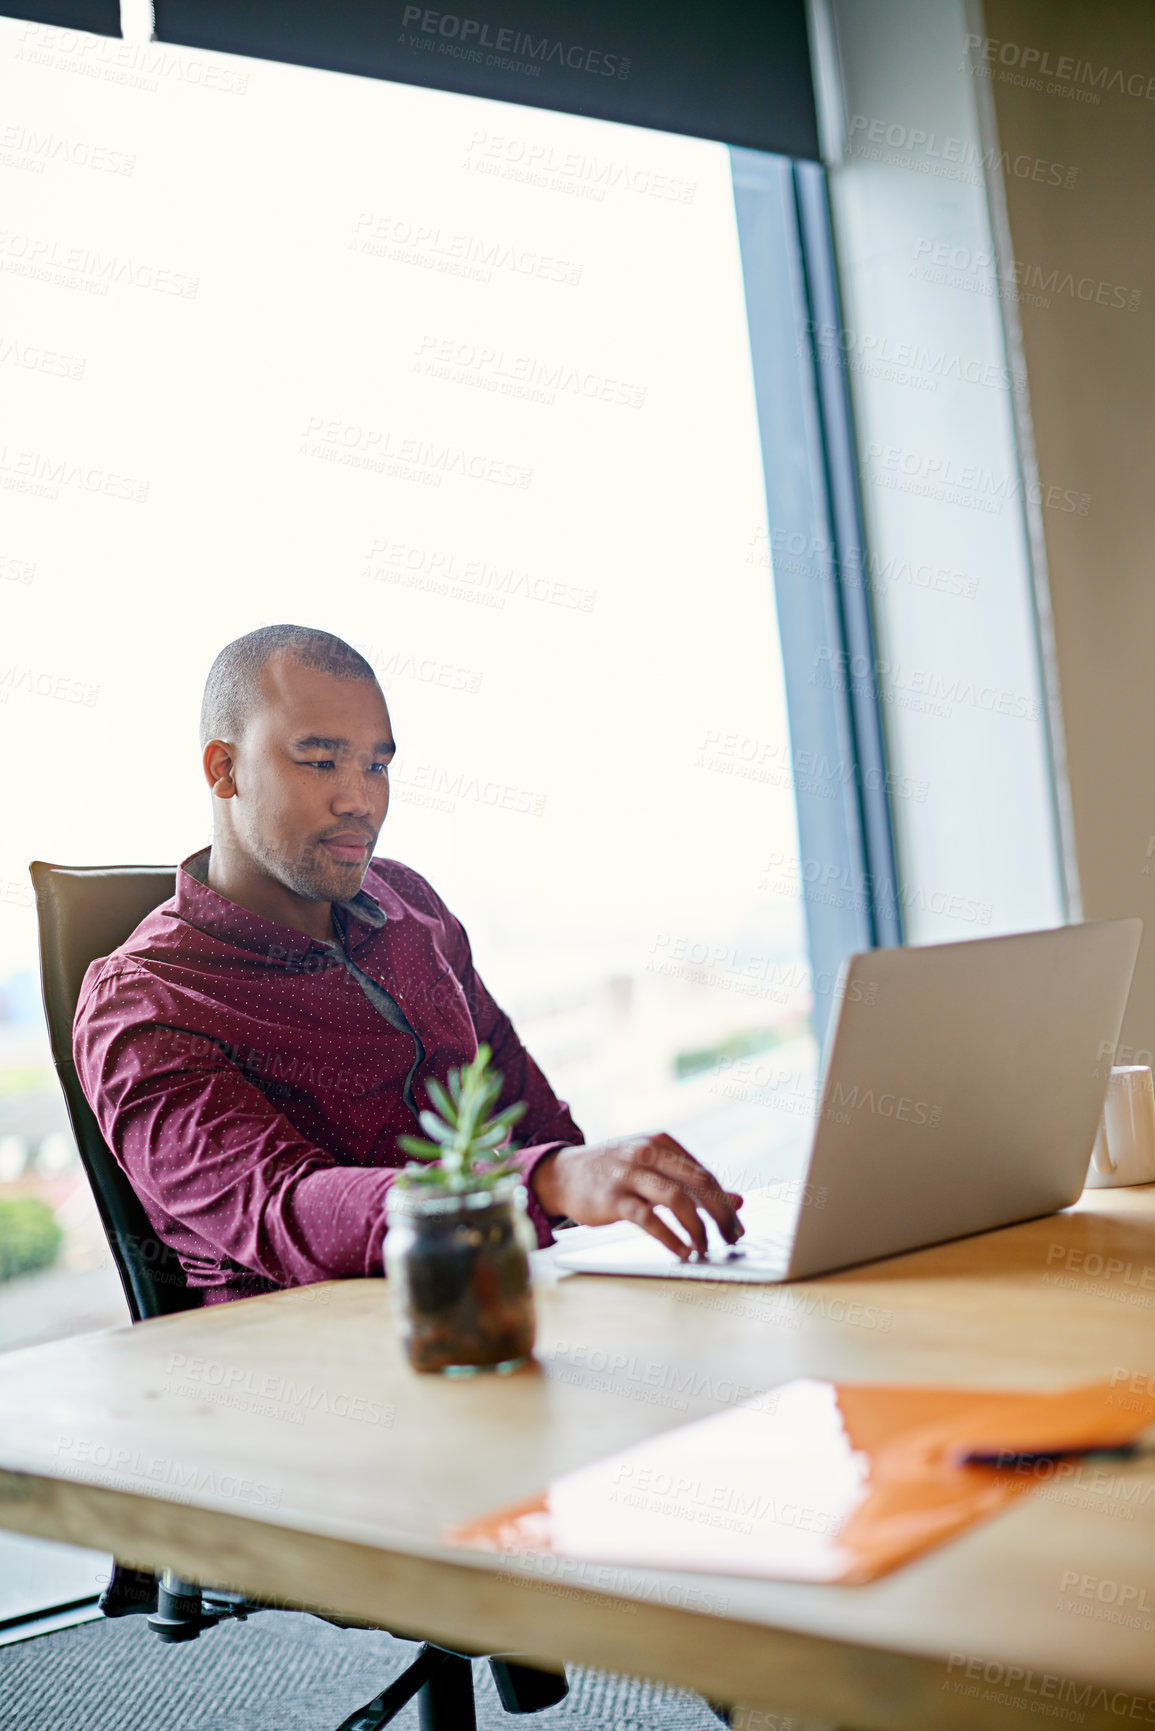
[74,624,744,1303]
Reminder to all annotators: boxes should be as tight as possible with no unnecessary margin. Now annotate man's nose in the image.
[330,766,376,815]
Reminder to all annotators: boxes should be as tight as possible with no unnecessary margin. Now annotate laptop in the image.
[553,919,1142,1284]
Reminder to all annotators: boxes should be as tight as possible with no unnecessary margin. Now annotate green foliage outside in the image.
[0,1066,56,1098]
[0,1197,64,1281]
[674,1018,808,1080]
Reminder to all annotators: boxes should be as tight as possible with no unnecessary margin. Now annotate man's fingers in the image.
[617,1193,695,1261]
[632,1169,711,1257]
[643,1136,744,1242]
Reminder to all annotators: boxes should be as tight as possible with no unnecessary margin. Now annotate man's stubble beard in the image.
[249,830,370,906]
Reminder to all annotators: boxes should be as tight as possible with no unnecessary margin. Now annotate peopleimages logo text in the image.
[965,33,1155,102]
[400,8,631,78]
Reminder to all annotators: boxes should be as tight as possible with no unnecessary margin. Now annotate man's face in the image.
[220,655,394,903]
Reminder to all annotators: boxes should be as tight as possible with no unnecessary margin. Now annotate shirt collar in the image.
[177,845,386,957]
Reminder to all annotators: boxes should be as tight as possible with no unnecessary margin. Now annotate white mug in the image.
[1085,1066,1155,1188]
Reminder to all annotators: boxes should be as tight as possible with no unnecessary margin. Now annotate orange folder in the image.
[446,1379,1155,1584]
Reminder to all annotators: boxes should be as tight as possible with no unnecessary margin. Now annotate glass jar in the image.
[384,1173,538,1375]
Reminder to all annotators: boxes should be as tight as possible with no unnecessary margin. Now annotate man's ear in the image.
[203,739,237,799]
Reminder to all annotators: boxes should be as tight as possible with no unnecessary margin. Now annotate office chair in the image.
[29,860,574,1728]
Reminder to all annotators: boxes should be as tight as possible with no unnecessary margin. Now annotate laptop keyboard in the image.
[554,1196,798,1281]
[662,1226,795,1276]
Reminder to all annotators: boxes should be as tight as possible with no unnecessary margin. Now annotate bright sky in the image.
[0,17,808,1005]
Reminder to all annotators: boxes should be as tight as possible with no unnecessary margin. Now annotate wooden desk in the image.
[4,1188,1155,1730]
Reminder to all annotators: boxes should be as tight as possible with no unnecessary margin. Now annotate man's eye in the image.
[303,759,335,770]
[370,761,391,775]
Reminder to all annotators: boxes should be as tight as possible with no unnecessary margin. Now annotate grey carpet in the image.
[0,1609,731,1729]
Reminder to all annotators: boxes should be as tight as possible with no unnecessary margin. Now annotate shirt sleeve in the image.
[74,973,398,1287]
[428,896,587,1246]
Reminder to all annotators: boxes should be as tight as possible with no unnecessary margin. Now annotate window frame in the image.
[731,147,901,1047]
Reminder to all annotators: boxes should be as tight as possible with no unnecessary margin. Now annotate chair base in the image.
[103,1567,570,1724]
[337,1643,448,1730]
[337,1646,570,1728]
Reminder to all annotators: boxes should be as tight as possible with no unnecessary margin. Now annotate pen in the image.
[959,1423,1155,1468]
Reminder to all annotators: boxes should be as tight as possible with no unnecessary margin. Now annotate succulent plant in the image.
[396,1043,527,1192]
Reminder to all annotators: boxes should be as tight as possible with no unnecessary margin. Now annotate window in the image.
[0,21,896,1364]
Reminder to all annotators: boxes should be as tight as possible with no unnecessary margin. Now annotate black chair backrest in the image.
[29,861,201,1322]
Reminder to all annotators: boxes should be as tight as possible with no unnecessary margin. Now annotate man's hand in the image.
[530,1133,744,1262]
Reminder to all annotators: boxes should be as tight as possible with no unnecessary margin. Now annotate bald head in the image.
[200,625,379,749]
[198,625,395,934]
